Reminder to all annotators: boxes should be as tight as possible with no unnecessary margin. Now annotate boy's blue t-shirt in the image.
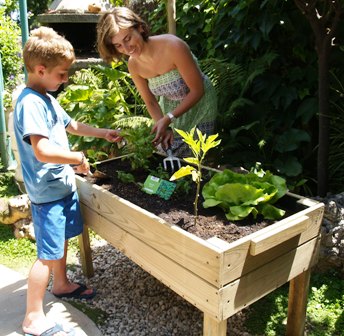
[13,87,76,204]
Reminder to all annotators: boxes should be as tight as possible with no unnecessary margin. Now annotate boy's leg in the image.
[22,258,68,335]
[51,241,94,297]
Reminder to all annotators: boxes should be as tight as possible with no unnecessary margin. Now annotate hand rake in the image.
[163,148,181,172]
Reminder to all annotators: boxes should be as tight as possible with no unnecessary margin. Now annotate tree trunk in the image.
[167,0,176,35]
[317,47,330,196]
[294,0,342,196]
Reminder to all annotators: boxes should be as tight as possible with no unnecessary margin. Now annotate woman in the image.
[97,7,217,157]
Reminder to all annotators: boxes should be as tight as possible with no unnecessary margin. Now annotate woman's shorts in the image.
[30,191,84,260]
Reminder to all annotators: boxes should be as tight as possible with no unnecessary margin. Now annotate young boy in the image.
[13,27,121,336]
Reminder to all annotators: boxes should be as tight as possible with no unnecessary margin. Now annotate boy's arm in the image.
[30,135,89,173]
[66,119,122,143]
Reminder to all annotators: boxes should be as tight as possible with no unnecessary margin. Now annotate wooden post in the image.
[203,314,227,336]
[167,0,176,34]
[78,226,94,278]
[286,269,311,336]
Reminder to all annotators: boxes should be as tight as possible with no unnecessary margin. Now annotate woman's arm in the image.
[150,37,204,145]
[165,37,204,119]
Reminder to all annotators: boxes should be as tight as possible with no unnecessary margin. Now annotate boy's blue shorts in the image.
[31,191,84,260]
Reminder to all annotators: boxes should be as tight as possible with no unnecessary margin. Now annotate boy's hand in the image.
[71,152,90,175]
[104,129,122,143]
[73,161,90,175]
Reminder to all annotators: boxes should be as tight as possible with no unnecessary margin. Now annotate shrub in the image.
[0,6,23,98]
[0,5,23,112]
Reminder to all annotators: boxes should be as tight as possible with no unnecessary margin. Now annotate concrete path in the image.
[0,264,102,336]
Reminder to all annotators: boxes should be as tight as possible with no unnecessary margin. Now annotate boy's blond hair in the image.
[23,26,75,73]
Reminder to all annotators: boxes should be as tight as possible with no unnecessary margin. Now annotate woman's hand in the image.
[160,128,174,150]
[152,116,174,149]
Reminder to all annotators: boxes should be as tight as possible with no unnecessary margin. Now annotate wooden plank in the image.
[220,237,320,320]
[80,204,222,319]
[250,215,310,255]
[286,269,312,336]
[220,204,324,286]
[76,176,223,286]
[78,226,94,278]
[76,176,324,289]
[203,314,227,336]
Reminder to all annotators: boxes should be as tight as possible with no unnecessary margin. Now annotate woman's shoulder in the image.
[152,34,189,50]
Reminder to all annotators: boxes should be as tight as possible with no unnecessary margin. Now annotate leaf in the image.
[273,155,303,177]
[170,166,195,181]
[203,198,223,208]
[259,203,285,220]
[274,128,310,153]
[184,158,198,165]
[215,183,264,206]
[230,205,255,217]
[67,85,93,101]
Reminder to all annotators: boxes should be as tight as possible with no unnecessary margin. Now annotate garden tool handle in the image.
[166,148,173,157]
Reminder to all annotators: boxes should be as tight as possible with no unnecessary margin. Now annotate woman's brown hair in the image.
[97,7,150,63]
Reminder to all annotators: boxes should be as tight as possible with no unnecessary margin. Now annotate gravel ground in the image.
[65,237,253,336]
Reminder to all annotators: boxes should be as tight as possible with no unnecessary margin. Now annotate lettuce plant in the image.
[202,169,288,221]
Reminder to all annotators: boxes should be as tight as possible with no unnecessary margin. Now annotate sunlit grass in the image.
[245,271,344,336]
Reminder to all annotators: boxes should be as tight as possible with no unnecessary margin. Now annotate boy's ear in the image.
[35,64,47,76]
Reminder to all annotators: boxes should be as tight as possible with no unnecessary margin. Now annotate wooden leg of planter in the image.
[78,226,94,278]
[286,269,311,336]
[203,314,227,336]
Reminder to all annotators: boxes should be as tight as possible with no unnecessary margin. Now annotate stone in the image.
[0,194,31,225]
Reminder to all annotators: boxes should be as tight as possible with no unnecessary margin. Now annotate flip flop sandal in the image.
[53,282,96,300]
[24,322,75,336]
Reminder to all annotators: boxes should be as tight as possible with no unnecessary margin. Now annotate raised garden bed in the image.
[76,155,324,336]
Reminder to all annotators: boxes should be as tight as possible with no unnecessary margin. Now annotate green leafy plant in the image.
[0,5,24,109]
[0,165,19,198]
[117,171,135,184]
[115,116,155,170]
[170,127,221,224]
[202,168,288,221]
[58,63,146,163]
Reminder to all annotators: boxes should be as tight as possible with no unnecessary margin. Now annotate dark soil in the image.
[86,155,306,244]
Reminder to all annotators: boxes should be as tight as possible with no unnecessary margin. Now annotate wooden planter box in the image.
[76,164,324,336]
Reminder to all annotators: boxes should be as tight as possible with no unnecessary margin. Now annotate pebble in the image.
[65,239,250,336]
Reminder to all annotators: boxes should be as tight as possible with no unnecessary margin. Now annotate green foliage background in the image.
[0,4,23,104]
[1,0,343,194]
[143,0,344,195]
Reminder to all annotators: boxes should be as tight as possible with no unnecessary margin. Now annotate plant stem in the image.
[193,162,202,226]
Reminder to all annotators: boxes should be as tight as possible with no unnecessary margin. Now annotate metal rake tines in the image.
[163,148,181,171]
